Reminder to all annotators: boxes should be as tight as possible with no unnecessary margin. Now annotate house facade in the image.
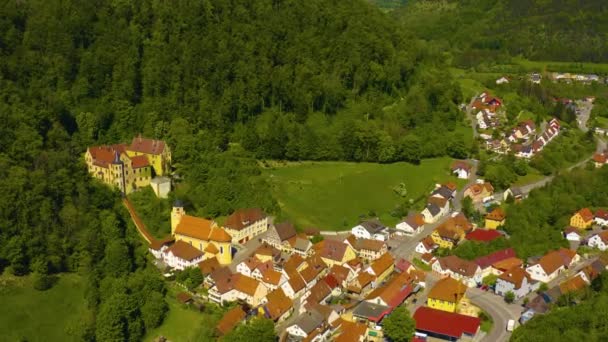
[485,208,506,229]
[463,182,494,203]
[427,277,467,313]
[495,267,537,300]
[351,220,388,241]
[588,231,608,251]
[396,213,425,235]
[223,208,268,244]
[570,208,594,229]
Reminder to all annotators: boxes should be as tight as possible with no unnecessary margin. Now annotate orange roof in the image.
[356,272,375,288]
[492,257,523,272]
[88,144,128,168]
[175,215,215,240]
[233,274,260,296]
[216,306,246,335]
[130,155,150,168]
[261,268,282,286]
[335,320,367,342]
[536,249,575,275]
[486,207,506,221]
[128,136,166,155]
[428,277,466,303]
[224,208,266,231]
[498,267,530,289]
[370,253,394,276]
[166,240,204,261]
[576,208,594,222]
[559,275,588,294]
[204,243,219,254]
[284,254,305,273]
[265,288,293,321]
[286,269,306,292]
[593,153,607,163]
[209,227,232,242]
[198,257,220,275]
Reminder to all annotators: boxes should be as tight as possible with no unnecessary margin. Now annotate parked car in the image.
[507,319,515,332]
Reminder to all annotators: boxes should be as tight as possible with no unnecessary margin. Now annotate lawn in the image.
[145,285,227,342]
[0,273,92,342]
[264,158,464,230]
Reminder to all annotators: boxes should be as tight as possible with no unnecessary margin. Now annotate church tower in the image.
[171,200,185,235]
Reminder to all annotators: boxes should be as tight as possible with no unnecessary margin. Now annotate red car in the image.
[480,285,489,291]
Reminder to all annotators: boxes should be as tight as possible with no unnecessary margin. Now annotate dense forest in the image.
[393,0,608,64]
[511,267,608,341]
[0,0,465,340]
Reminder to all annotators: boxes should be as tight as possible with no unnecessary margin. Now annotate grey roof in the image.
[293,309,324,334]
[359,220,386,234]
[425,203,441,216]
[294,237,311,252]
[510,187,523,196]
[432,186,454,199]
[591,260,606,274]
[173,199,184,208]
[352,301,390,319]
[275,222,297,241]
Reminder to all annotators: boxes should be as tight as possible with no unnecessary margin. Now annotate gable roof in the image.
[451,160,472,171]
[475,248,517,269]
[365,272,414,308]
[595,209,608,220]
[486,207,506,221]
[314,239,350,262]
[224,208,266,231]
[216,306,246,335]
[233,274,261,296]
[466,229,502,242]
[534,249,574,275]
[436,256,480,277]
[211,267,234,293]
[498,267,531,289]
[264,288,293,321]
[575,208,594,222]
[166,240,204,261]
[293,310,325,334]
[328,264,351,284]
[432,186,455,199]
[128,136,166,155]
[274,222,297,241]
[174,215,217,241]
[286,269,306,293]
[260,268,283,286]
[402,213,426,229]
[130,155,150,168]
[198,257,220,276]
[352,237,386,252]
[209,226,232,242]
[358,220,386,234]
[492,257,523,272]
[414,307,480,339]
[335,320,367,342]
[559,275,588,294]
[306,281,332,305]
[428,277,466,303]
[87,144,128,168]
[369,253,394,276]
[425,203,441,216]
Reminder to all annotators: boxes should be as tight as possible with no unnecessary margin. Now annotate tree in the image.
[383,305,415,342]
[462,196,475,218]
[141,292,168,330]
[505,291,515,304]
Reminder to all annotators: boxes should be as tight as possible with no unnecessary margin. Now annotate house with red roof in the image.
[595,209,608,226]
[587,231,608,251]
[466,229,502,243]
[570,208,594,229]
[413,307,480,341]
[475,248,517,277]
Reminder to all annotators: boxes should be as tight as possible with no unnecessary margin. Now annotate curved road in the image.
[467,288,521,342]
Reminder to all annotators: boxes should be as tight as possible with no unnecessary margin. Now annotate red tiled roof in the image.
[486,208,506,221]
[130,155,150,168]
[466,229,502,242]
[576,208,594,222]
[595,209,608,220]
[451,160,472,171]
[166,240,204,261]
[593,153,607,163]
[128,136,166,155]
[414,307,480,339]
[475,248,516,269]
[88,144,128,168]
[224,208,266,231]
[216,306,246,335]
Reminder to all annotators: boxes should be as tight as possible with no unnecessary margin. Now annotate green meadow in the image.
[0,273,92,342]
[264,158,464,230]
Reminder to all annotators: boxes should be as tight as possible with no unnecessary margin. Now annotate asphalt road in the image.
[467,287,522,342]
[576,100,593,132]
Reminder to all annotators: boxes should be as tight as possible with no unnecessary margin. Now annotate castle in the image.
[84,136,171,195]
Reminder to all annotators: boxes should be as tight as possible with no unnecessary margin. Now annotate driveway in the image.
[575,100,593,132]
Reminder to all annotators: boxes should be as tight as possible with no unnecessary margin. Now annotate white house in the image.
[286,310,326,340]
[422,197,449,224]
[496,77,509,85]
[451,160,472,179]
[432,256,482,288]
[526,249,579,283]
[587,231,608,251]
[396,213,426,235]
[563,227,582,242]
[161,241,205,270]
[351,220,388,241]
[495,267,538,300]
[595,209,608,226]
[415,236,437,254]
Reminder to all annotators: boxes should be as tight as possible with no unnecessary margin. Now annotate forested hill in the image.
[393,0,608,64]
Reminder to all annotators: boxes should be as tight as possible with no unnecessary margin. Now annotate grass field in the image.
[264,158,464,230]
[0,273,91,341]
[145,284,226,342]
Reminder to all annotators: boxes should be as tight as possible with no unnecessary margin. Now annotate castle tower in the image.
[112,151,126,194]
[171,200,185,236]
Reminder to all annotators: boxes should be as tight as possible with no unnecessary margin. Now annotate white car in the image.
[507,319,515,332]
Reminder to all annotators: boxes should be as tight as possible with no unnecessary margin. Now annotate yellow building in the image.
[84,144,152,194]
[126,135,172,176]
[427,277,467,313]
[367,253,394,284]
[314,240,357,267]
[485,207,506,229]
[570,208,594,230]
[171,201,232,265]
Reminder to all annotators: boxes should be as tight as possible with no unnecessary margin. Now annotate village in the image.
[83,123,608,342]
